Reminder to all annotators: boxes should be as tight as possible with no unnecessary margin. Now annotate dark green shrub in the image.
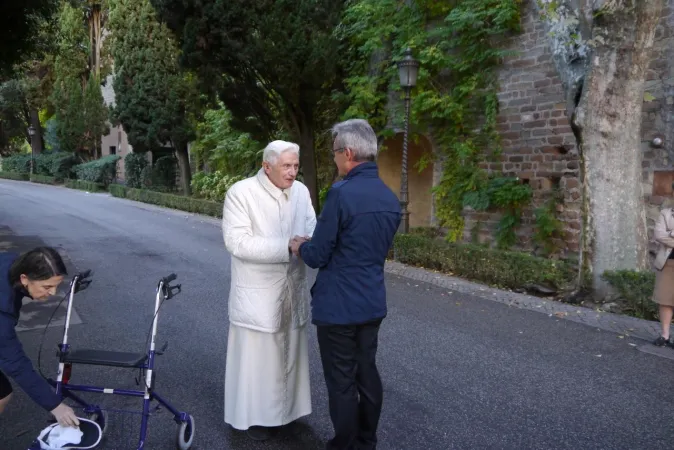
[109,185,222,217]
[50,153,80,180]
[0,171,30,181]
[602,270,657,320]
[65,179,105,192]
[392,233,575,291]
[150,155,177,191]
[124,152,148,188]
[1,154,32,173]
[74,155,121,186]
[30,174,59,185]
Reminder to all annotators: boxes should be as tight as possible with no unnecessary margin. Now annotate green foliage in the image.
[191,104,262,177]
[0,171,30,181]
[143,155,177,192]
[393,232,574,290]
[462,176,533,248]
[124,153,149,189]
[191,171,244,203]
[533,196,565,255]
[30,174,59,185]
[82,74,109,155]
[110,184,222,218]
[65,178,105,192]
[73,155,120,185]
[0,0,58,77]
[49,152,80,179]
[107,0,195,193]
[0,80,30,156]
[339,0,522,242]
[151,0,347,206]
[602,270,657,320]
[1,154,32,173]
[44,118,61,152]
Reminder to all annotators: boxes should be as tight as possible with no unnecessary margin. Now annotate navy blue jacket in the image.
[299,162,401,325]
[0,252,62,411]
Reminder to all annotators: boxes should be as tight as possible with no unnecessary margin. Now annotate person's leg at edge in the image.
[660,305,673,340]
[354,320,383,450]
[317,325,359,450]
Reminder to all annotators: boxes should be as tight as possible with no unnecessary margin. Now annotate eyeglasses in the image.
[332,147,346,154]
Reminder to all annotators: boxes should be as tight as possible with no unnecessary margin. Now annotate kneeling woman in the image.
[0,247,79,427]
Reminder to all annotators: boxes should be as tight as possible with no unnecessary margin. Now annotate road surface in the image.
[1,179,673,450]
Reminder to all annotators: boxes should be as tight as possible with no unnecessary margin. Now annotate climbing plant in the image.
[337,0,523,243]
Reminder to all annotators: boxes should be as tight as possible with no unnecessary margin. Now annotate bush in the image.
[30,174,59,185]
[74,155,121,186]
[602,270,657,320]
[392,233,575,291]
[50,153,80,180]
[65,179,105,192]
[0,171,30,181]
[191,171,243,203]
[110,185,222,217]
[150,156,177,191]
[1,154,31,173]
[124,152,148,188]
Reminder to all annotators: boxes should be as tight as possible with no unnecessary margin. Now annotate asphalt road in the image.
[1,179,674,450]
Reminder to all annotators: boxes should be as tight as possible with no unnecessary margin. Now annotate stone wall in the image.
[460,0,674,258]
[463,0,581,255]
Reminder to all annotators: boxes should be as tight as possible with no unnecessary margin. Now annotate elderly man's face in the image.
[264,151,299,190]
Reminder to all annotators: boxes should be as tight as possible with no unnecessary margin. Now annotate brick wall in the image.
[462,0,581,255]
[460,0,674,258]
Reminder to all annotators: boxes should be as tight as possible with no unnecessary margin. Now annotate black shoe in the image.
[246,426,280,441]
[654,336,669,346]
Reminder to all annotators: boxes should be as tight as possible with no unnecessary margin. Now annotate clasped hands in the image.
[289,235,310,256]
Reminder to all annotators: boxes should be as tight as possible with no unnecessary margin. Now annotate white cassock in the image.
[221,168,316,430]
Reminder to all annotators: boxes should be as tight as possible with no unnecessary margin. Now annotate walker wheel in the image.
[87,408,108,435]
[176,414,194,450]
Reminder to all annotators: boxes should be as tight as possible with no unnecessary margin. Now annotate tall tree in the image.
[0,0,58,80]
[150,0,346,209]
[107,0,195,195]
[537,0,665,295]
[50,0,108,158]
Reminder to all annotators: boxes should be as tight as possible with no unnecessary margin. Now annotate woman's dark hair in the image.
[9,247,68,286]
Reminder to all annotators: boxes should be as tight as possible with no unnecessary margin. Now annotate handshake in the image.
[289,235,310,257]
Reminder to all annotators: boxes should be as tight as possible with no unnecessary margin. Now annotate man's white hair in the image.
[263,140,300,165]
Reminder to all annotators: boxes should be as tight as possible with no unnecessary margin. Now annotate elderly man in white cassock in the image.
[222,140,316,441]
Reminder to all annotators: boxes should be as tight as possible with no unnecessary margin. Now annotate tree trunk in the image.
[175,142,192,196]
[30,109,43,155]
[573,0,664,297]
[298,119,319,212]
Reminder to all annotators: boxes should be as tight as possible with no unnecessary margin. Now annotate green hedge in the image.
[110,185,222,217]
[74,155,121,186]
[392,233,575,290]
[0,171,30,181]
[65,179,105,192]
[30,174,60,185]
[1,154,32,173]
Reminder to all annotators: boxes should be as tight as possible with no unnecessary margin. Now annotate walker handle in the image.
[162,273,177,284]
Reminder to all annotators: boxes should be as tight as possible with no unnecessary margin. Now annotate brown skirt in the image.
[654,259,674,306]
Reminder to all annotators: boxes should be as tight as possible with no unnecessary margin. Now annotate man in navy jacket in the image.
[291,119,401,450]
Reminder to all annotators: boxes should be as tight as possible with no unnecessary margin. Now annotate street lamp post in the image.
[28,125,36,176]
[396,48,419,234]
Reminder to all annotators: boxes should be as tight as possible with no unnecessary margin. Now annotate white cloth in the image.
[222,168,317,333]
[224,323,312,429]
[40,425,83,449]
[222,166,316,429]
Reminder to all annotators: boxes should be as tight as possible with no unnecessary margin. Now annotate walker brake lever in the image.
[155,341,169,356]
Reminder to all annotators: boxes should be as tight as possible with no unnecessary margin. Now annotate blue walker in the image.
[29,271,195,449]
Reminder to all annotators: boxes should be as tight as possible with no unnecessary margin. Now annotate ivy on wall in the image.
[337,0,529,247]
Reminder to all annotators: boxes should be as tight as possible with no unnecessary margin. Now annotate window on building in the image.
[109,146,117,155]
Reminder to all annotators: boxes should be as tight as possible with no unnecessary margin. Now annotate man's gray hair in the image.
[263,140,300,165]
[331,119,378,162]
